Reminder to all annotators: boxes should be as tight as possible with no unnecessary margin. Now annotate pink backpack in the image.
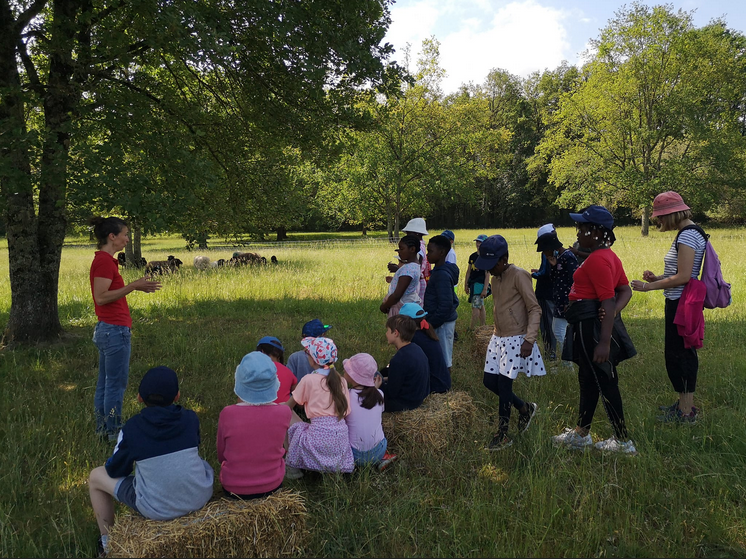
[676,225,732,309]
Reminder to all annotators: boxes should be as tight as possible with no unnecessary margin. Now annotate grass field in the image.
[1,227,745,558]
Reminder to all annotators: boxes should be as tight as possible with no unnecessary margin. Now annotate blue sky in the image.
[383,0,746,94]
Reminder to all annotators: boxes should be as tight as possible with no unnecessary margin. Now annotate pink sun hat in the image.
[652,191,690,217]
[301,336,338,367]
[343,353,379,387]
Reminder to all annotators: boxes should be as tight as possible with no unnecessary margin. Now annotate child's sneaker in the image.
[377,452,398,472]
[658,401,679,412]
[551,427,592,450]
[517,402,537,433]
[594,437,638,455]
[284,466,304,480]
[487,433,513,451]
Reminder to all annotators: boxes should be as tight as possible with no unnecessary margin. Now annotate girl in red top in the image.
[551,206,637,455]
[89,217,161,440]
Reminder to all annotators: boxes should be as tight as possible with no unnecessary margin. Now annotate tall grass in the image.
[0,227,745,557]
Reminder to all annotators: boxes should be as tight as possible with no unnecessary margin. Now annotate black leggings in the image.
[483,373,526,434]
[665,298,698,393]
[575,319,628,440]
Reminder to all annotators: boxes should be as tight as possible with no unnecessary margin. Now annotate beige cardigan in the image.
[490,264,542,345]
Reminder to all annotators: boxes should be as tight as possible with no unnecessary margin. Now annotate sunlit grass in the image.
[0,227,745,557]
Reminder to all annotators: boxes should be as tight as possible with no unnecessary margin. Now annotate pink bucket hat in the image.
[301,336,338,367]
[652,191,690,217]
[343,353,379,387]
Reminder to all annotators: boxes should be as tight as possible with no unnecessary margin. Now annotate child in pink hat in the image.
[342,353,398,471]
[284,337,354,477]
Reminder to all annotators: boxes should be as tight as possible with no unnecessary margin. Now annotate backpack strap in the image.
[675,224,709,252]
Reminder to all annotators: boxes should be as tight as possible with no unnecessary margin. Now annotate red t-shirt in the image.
[569,248,628,302]
[90,251,132,328]
[273,362,298,404]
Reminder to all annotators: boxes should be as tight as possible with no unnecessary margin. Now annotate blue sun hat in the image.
[234,351,280,404]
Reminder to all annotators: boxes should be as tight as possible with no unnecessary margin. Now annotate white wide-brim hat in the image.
[402,217,428,236]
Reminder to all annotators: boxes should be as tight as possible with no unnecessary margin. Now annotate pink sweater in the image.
[217,404,291,495]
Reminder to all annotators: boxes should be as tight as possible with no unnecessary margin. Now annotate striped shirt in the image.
[663,229,706,300]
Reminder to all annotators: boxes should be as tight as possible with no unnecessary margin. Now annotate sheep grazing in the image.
[229,251,267,266]
[271,255,278,264]
[117,253,147,268]
[193,255,212,270]
[145,255,183,275]
[210,259,226,268]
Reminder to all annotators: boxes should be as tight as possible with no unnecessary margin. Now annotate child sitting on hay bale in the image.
[88,367,214,556]
[341,353,398,471]
[399,303,451,394]
[286,319,332,383]
[217,351,291,500]
[375,315,430,412]
[284,337,354,478]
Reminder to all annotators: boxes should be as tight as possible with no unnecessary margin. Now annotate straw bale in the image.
[382,391,477,457]
[107,490,307,558]
[473,325,494,359]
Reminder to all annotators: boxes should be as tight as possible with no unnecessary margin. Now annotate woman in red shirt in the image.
[551,206,637,455]
[89,217,161,440]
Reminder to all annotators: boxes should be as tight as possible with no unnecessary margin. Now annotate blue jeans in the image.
[435,320,456,368]
[351,437,387,467]
[93,322,132,435]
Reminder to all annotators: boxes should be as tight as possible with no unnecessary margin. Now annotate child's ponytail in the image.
[323,366,350,420]
[419,318,439,341]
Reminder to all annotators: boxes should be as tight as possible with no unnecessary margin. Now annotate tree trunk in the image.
[276,226,288,241]
[386,212,394,242]
[2,0,80,343]
[394,213,400,240]
[641,206,650,237]
[124,236,135,265]
[133,222,142,264]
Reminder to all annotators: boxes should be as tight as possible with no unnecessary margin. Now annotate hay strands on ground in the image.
[107,489,308,558]
[473,325,494,359]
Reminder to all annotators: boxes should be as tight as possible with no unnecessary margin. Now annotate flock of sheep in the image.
[117,252,278,274]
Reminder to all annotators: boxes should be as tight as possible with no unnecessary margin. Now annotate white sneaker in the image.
[284,466,304,480]
[594,437,638,455]
[551,427,592,450]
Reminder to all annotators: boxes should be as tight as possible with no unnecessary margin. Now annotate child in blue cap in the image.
[475,235,544,451]
[286,319,332,383]
[88,366,213,555]
[465,234,491,328]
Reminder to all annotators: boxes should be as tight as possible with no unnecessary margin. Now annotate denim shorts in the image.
[351,437,387,467]
[114,475,140,514]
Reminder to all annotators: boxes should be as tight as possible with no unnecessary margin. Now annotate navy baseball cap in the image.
[536,233,563,252]
[302,319,331,338]
[257,336,284,352]
[441,230,455,241]
[474,235,508,270]
[569,205,615,230]
[139,366,179,406]
[474,234,488,242]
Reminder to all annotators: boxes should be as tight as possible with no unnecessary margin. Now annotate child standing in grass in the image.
[88,367,214,555]
[375,314,430,412]
[381,235,422,316]
[342,353,398,470]
[284,337,353,477]
[465,234,491,328]
[423,235,460,372]
[217,352,291,499]
[476,235,544,451]
[399,302,451,393]
[256,336,297,403]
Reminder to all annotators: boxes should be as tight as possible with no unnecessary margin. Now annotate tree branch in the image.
[14,0,48,34]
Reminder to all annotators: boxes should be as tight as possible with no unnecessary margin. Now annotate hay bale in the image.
[382,391,477,457]
[473,325,494,359]
[107,490,308,558]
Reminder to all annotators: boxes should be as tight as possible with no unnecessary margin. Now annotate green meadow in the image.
[1,227,745,558]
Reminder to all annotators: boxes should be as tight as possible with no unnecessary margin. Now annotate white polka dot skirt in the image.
[483,334,547,380]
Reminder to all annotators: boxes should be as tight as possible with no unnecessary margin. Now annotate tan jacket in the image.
[490,264,542,345]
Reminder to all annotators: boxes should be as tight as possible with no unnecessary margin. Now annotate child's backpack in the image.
[675,224,732,309]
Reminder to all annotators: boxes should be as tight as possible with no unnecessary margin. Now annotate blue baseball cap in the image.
[474,235,508,270]
[474,234,488,242]
[257,336,284,352]
[301,319,331,338]
[399,302,428,320]
[441,230,455,241]
[139,366,179,406]
[569,205,615,230]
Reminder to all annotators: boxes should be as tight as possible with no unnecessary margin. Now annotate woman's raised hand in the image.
[642,270,657,282]
[132,276,162,293]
